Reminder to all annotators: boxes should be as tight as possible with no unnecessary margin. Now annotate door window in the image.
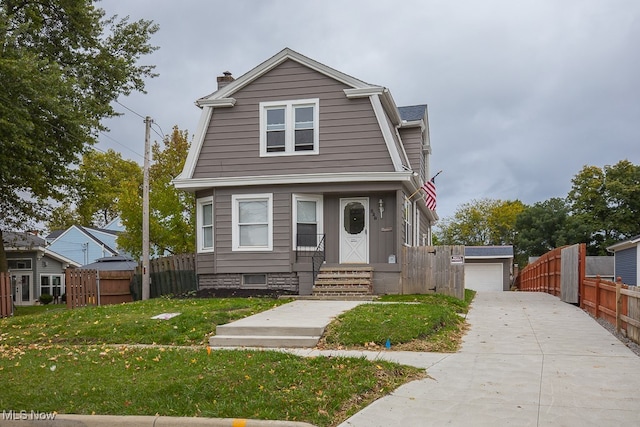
[344,202,365,234]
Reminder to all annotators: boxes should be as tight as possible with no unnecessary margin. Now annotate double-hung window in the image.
[293,194,323,249]
[260,99,319,156]
[197,197,214,252]
[232,194,273,251]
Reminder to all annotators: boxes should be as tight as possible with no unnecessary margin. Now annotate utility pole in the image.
[142,116,152,300]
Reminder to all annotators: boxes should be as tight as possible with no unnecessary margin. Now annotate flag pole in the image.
[405,170,443,201]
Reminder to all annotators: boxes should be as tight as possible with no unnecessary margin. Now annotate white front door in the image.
[340,198,369,263]
[12,273,33,306]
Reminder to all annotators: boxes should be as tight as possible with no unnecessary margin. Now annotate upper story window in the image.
[197,197,214,252]
[260,99,319,156]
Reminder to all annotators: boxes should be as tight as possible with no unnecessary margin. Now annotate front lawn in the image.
[0,291,474,426]
[321,290,475,352]
[2,297,289,346]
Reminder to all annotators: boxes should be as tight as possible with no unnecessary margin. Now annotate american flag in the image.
[422,178,437,210]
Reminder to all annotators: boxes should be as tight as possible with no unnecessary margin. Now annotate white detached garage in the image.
[464,246,514,292]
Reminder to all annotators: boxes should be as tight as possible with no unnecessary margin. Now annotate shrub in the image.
[39,294,54,305]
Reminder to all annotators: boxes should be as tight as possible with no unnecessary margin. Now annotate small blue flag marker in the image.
[385,338,391,349]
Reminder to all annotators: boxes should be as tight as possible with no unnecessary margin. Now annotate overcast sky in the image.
[97,0,639,221]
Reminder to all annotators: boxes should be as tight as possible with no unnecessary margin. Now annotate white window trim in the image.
[292,194,324,250]
[259,98,320,156]
[40,274,64,296]
[403,196,413,247]
[232,193,273,251]
[196,196,214,253]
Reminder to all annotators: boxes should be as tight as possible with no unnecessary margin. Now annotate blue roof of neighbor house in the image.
[465,246,514,258]
[398,105,427,122]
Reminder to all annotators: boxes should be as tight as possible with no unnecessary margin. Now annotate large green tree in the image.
[0,1,158,271]
[567,160,640,254]
[117,127,195,258]
[75,149,143,228]
[46,149,143,231]
[436,198,525,246]
[514,198,591,266]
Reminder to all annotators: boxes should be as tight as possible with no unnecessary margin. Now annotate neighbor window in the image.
[197,197,214,252]
[8,259,32,270]
[260,99,319,156]
[293,194,323,248]
[40,274,63,298]
[232,194,273,251]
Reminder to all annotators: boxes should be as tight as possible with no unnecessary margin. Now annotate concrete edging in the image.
[0,414,317,427]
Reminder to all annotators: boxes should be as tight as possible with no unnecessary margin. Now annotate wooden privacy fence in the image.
[401,245,465,300]
[515,244,583,304]
[516,243,640,345]
[130,253,197,300]
[66,269,134,309]
[66,269,98,309]
[0,272,13,318]
[582,275,640,341]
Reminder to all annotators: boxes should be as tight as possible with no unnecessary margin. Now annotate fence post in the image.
[616,277,623,334]
[594,275,600,319]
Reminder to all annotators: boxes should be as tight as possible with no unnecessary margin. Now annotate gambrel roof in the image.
[175,48,422,190]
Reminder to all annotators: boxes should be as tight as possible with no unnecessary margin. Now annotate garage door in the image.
[465,263,503,292]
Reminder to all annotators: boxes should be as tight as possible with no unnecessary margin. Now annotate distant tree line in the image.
[435,160,640,267]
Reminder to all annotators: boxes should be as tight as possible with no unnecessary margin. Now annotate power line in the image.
[115,100,146,119]
[98,131,144,160]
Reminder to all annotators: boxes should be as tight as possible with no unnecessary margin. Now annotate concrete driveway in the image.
[336,291,640,426]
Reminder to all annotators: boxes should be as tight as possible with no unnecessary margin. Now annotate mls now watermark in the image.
[2,410,57,421]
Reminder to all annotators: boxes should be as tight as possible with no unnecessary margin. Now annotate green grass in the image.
[2,297,290,346]
[0,292,475,426]
[0,345,422,426]
[322,290,476,352]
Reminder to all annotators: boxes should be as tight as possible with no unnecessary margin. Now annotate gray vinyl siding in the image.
[193,59,395,178]
[399,127,423,174]
[615,246,637,286]
[195,182,406,276]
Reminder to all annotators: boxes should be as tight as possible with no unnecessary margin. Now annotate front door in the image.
[12,273,33,306]
[340,198,369,263]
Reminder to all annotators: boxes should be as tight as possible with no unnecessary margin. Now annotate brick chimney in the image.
[217,71,234,90]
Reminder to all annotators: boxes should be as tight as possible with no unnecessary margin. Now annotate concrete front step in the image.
[209,334,321,348]
[215,324,325,337]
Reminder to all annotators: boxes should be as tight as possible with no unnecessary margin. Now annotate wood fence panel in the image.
[401,245,464,299]
[97,270,134,305]
[66,269,98,309]
[131,254,197,300]
[628,286,640,343]
[561,245,579,303]
[0,272,13,318]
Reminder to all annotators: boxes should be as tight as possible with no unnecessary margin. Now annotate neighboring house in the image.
[173,48,437,295]
[3,231,80,306]
[46,224,121,266]
[464,246,514,292]
[607,235,640,286]
[585,256,615,282]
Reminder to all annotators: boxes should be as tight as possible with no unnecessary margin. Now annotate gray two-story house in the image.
[173,48,437,295]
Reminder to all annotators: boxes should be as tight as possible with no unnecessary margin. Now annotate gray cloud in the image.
[98,0,640,220]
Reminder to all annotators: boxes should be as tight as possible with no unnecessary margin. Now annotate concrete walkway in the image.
[334,292,640,426]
